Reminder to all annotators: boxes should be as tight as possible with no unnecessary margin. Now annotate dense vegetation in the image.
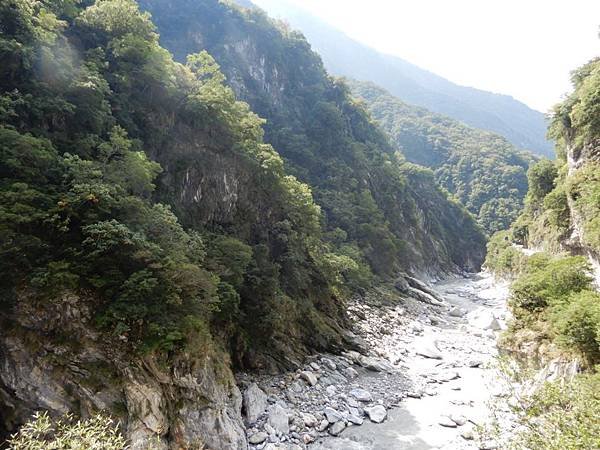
[246,0,553,157]
[486,55,600,449]
[139,0,487,278]
[0,0,355,370]
[349,81,533,234]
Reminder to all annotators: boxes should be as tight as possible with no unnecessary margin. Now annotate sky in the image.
[252,0,600,113]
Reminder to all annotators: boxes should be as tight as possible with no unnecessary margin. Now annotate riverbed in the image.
[241,272,515,450]
[311,272,512,450]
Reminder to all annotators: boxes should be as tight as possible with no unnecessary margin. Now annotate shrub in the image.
[513,372,600,450]
[7,412,127,450]
[510,255,591,313]
[552,290,600,366]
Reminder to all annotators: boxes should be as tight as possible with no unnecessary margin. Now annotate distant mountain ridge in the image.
[250,0,554,158]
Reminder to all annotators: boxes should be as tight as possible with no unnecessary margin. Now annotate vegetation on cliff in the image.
[349,80,533,234]
[139,0,487,277]
[0,0,354,373]
[486,55,600,449]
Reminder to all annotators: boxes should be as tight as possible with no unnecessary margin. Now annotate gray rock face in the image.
[0,291,248,450]
[365,405,387,423]
[268,404,290,434]
[243,383,268,424]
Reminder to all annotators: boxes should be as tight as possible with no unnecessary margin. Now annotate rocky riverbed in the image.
[237,272,515,450]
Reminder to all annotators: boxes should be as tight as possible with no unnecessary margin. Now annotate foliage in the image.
[7,411,127,450]
[513,372,600,450]
[484,231,528,277]
[552,290,600,366]
[349,80,533,234]
[510,255,590,314]
[0,0,348,362]
[139,0,487,277]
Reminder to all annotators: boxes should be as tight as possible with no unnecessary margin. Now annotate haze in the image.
[253,0,600,113]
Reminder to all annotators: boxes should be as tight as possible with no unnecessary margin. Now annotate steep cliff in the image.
[0,1,352,446]
[139,0,487,277]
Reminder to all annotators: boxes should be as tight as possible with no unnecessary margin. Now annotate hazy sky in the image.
[252,0,600,113]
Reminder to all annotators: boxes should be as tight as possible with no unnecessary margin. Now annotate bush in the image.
[7,412,127,450]
[484,230,527,277]
[552,290,600,366]
[510,255,591,313]
[513,372,600,450]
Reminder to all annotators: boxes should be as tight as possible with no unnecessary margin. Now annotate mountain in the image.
[0,0,485,446]
[349,80,534,234]
[138,0,487,278]
[250,0,554,158]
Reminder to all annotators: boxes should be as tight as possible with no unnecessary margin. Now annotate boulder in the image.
[323,407,343,423]
[329,421,346,436]
[268,404,289,434]
[350,388,373,402]
[248,432,268,445]
[365,405,387,423]
[414,337,443,360]
[300,371,318,386]
[243,383,268,424]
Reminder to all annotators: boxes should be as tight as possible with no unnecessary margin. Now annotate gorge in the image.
[0,1,598,449]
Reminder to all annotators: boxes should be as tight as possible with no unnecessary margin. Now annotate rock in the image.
[358,356,393,372]
[349,388,373,402]
[329,421,346,436]
[461,429,474,440]
[479,441,498,449]
[438,416,458,428]
[243,383,268,424]
[342,367,359,380]
[365,405,387,423]
[249,432,268,445]
[347,414,364,425]
[310,362,320,371]
[264,423,276,435]
[326,385,336,396]
[450,414,468,426]
[414,337,443,360]
[268,404,289,434]
[449,307,466,317]
[302,433,315,444]
[470,311,502,331]
[406,391,423,399]
[317,419,329,432]
[323,407,343,423]
[300,371,318,387]
[467,359,483,368]
[321,358,337,371]
[302,413,318,428]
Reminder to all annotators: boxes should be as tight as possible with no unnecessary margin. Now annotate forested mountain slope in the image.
[0,0,358,446]
[246,0,554,158]
[350,81,534,234]
[139,0,487,277]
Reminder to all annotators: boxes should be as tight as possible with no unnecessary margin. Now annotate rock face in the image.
[0,291,248,450]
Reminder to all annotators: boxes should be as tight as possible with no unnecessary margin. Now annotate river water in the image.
[312,272,513,450]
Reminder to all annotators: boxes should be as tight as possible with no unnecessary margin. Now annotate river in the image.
[311,272,513,450]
